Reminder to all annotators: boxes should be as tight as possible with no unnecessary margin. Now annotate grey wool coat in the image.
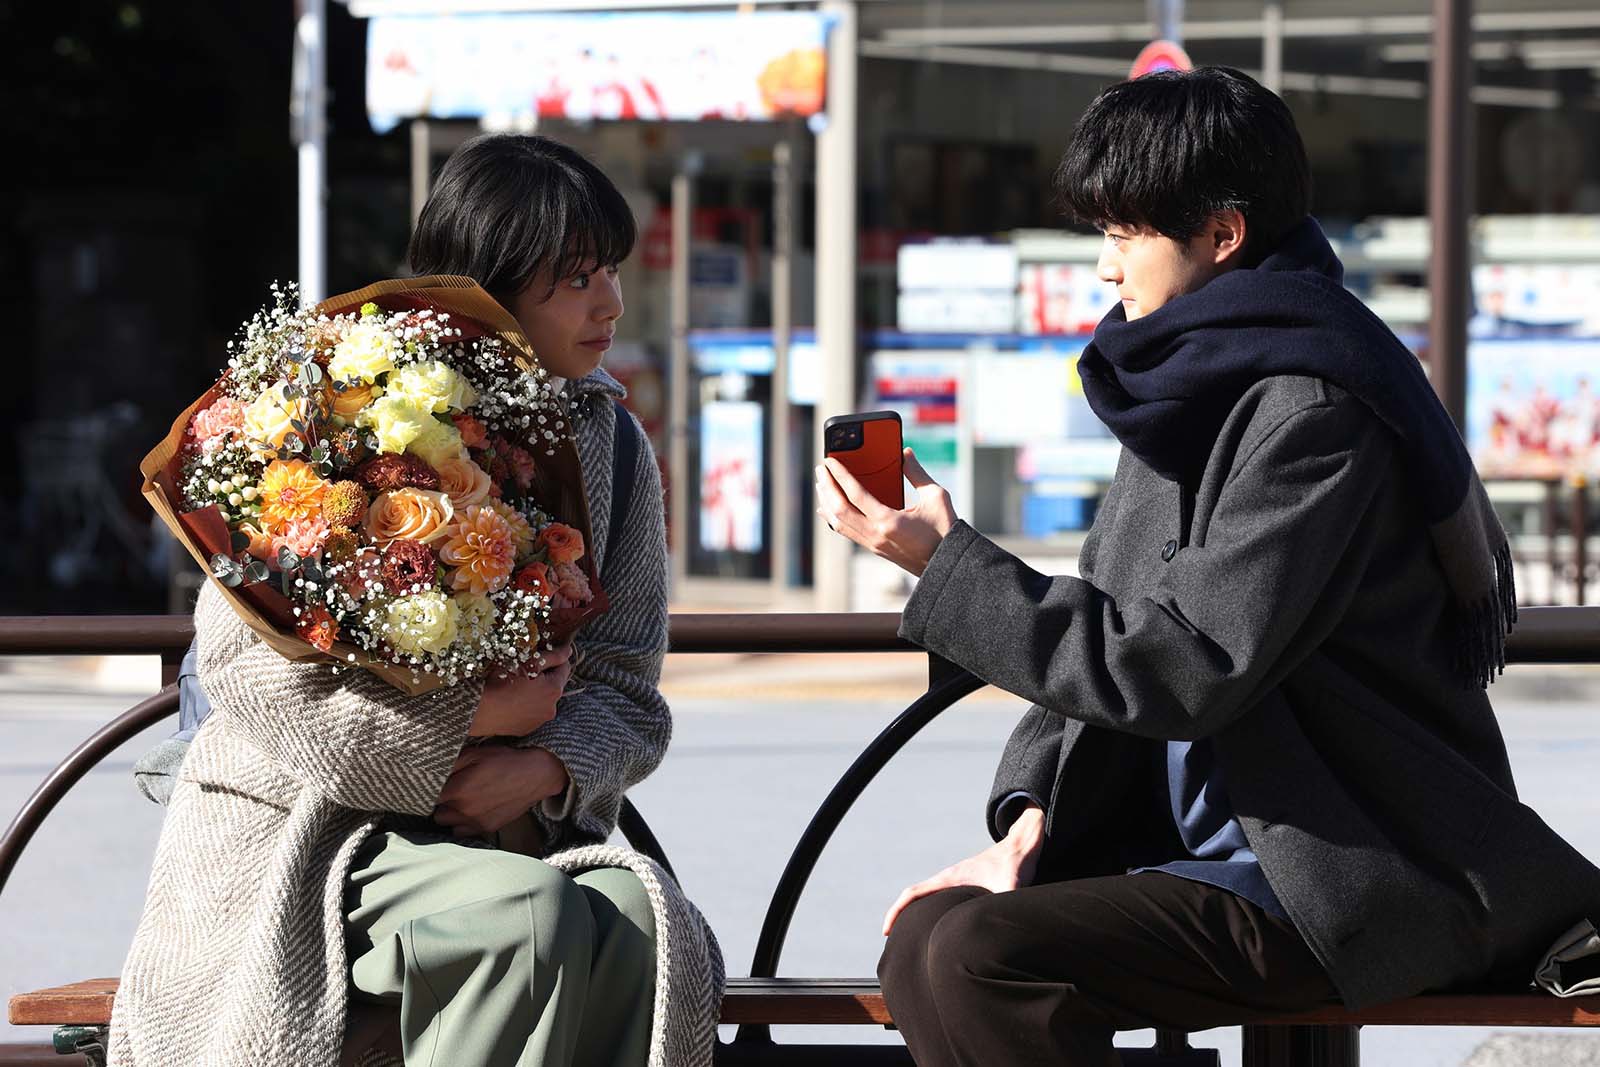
[108,369,723,1067]
[901,374,1600,1011]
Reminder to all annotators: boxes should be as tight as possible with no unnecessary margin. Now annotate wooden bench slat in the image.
[13,978,1600,1030]
[1271,995,1600,1028]
[7,980,117,1026]
[721,978,894,1025]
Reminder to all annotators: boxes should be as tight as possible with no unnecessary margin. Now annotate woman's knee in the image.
[576,868,656,943]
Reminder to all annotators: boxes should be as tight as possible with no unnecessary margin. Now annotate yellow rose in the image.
[242,381,310,458]
[328,321,398,384]
[409,417,466,468]
[452,591,497,644]
[387,360,478,415]
[364,487,455,547]
[329,381,377,419]
[385,590,460,656]
[358,394,431,456]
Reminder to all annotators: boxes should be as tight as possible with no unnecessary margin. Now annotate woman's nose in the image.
[596,273,624,322]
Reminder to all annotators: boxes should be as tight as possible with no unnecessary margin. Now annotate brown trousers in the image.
[877,871,1340,1067]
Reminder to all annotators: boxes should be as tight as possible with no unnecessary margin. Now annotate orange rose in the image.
[438,505,517,595]
[236,522,275,561]
[537,522,585,566]
[330,381,377,419]
[514,561,551,596]
[436,456,492,511]
[363,487,455,547]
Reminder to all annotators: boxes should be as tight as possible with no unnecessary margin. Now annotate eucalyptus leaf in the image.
[303,560,325,583]
[303,362,324,385]
[245,561,270,584]
[277,546,302,570]
[281,570,295,597]
[331,379,348,394]
[284,432,305,454]
[230,531,253,554]
[282,382,303,400]
[211,554,243,587]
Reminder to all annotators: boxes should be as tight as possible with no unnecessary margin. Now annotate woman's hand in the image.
[881,805,1045,935]
[467,642,575,738]
[815,448,958,577]
[432,745,570,837]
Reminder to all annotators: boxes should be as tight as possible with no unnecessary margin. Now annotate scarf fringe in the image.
[1455,543,1518,689]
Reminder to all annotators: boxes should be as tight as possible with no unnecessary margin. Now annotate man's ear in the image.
[1208,209,1248,268]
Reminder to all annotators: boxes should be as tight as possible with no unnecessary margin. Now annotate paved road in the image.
[4,665,1600,1063]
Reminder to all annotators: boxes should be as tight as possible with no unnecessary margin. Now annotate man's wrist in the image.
[1005,803,1045,854]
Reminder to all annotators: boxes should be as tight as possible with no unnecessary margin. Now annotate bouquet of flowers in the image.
[140,276,607,694]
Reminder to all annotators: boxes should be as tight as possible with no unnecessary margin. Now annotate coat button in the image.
[1161,539,1178,562]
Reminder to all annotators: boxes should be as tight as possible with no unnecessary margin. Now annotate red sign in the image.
[1130,40,1194,79]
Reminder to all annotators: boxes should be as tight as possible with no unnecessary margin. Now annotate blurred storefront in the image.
[348,0,1600,608]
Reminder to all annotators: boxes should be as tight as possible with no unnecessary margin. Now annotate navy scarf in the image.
[1078,216,1515,686]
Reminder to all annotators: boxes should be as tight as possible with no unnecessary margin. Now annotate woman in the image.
[111,135,719,1067]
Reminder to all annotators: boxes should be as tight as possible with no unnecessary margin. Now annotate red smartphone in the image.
[824,410,905,510]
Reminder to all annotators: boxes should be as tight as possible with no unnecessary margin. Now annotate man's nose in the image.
[1096,242,1121,284]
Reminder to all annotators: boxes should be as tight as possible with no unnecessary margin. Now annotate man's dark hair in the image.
[408,134,637,304]
[1054,66,1311,263]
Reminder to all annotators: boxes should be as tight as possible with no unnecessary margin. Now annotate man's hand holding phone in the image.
[815,445,958,578]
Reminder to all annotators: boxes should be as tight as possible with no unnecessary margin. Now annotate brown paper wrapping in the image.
[139,276,609,696]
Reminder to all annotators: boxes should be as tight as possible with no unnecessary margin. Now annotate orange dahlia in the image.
[438,506,517,595]
[258,459,329,533]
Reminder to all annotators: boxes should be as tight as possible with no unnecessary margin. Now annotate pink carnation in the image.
[505,444,538,492]
[550,561,593,609]
[452,413,489,449]
[190,396,246,442]
[270,516,331,559]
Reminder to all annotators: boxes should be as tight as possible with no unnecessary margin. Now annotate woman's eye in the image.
[569,273,591,290]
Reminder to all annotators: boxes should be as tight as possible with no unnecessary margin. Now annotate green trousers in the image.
[344,830,656,1067]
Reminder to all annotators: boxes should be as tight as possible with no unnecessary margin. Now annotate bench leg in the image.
[52,1025,108,1067]
[1242,1024,1359,1067]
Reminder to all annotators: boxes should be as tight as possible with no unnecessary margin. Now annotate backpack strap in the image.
[606,397,640,581]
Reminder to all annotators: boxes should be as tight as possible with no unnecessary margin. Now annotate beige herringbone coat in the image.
[108,371,722,1066]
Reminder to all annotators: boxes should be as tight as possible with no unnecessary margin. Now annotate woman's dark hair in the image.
[408,134,637,304]
[1054,66,1311,263]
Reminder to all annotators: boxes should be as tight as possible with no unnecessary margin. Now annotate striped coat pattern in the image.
[108,369,722,1066]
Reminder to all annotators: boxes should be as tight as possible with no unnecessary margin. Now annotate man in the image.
[816,67,1600,1067]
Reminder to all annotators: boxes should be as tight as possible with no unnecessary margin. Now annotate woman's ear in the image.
[1207,209,1248,268]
